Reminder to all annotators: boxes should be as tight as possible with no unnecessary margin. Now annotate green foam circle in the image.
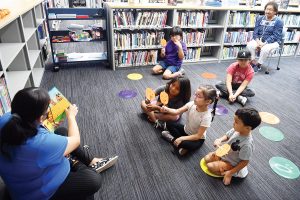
[269,157,300,179]
[259,126,284,142]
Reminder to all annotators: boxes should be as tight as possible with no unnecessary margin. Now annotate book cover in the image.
[43,87,71,132]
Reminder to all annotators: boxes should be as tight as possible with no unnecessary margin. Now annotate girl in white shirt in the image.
[161,85,218,156]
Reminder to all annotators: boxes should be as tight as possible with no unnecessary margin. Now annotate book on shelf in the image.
[177,11,209,27]
[113,10,168,28]
[0,78,11,116]
[43,87,71,132]
[183,30,205,46]
[114,31,165,49]
[114,50,158,67]
[224,30,253,44]
[185,47,202,61]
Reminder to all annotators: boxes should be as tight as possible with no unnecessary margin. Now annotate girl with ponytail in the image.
[160,85,219,156]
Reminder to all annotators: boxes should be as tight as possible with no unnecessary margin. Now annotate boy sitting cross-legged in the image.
[204,108,261,185]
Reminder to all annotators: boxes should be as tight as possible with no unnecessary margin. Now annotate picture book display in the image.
[43,87,71,132]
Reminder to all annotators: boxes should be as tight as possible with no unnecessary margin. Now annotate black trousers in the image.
[50,127,101,200]
[166,122,204,151]
[215,81,255,98]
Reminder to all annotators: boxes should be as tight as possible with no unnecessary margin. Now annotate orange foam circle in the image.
[201,72,217,79]
[259,112,280,125]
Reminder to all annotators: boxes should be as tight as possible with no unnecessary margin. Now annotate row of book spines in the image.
[176,12,209,27]
[281,44,298,55]
[285,31,300,42]
[0,78,11,116]
[228,13,257,27]
[224,31,253,43]
[114,50,158,67]
[278,14,300,26]
[113,11,167,28]
[185,48,202,61]
[114,32,165,48]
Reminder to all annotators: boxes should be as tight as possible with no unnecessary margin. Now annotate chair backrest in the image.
[280,27,288,47]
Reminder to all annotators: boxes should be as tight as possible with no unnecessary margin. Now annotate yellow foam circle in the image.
[259,112,280,125]
[200,158,223,178]
[127,73,143,80]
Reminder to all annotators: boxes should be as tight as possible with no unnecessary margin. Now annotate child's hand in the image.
[228,94,236,102]
[145,98,151,105]
[65,104,78,119]
[213,138,222,148]
[173,137,183,147]
[160,106,169,113]
[174,40,182,49]
[146,104,159,112]
[222,171,233,186]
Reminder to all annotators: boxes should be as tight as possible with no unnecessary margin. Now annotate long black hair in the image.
[198,85,219,122]
[0,87,50,159]
[165,77,191,105]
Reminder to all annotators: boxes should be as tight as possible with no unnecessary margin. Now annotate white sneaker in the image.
[237,95,247,106]
[233,166,248,178]
[91,156,118,173]
[178,68,185,77]
[161,131,174,142]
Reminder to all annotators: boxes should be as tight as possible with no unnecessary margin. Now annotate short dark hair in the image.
[235,108,261,130]
[170,26,183,37]
[264,1,278,14]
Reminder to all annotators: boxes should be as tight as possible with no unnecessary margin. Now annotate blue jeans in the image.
[159,61,181,73]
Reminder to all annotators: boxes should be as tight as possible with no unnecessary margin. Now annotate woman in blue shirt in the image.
[247,1,283,72]
[0,87,117,200]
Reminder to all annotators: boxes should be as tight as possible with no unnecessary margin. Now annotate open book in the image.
[43,87,71,132]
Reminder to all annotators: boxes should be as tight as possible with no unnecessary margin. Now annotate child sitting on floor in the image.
[160,85,218,156]
[215,49,255,106]
[152,26,187,79]
[204,107,261,185]
[141,77,191,129]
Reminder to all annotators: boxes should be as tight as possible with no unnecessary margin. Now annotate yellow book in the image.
[43,87,71,132]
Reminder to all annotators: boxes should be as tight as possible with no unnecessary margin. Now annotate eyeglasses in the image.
[194,92,204,99]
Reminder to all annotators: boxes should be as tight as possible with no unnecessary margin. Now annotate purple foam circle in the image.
[209,104,229,116]
[118,90,137,99]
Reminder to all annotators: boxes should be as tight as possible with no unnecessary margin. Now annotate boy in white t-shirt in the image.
[204,108,261,185]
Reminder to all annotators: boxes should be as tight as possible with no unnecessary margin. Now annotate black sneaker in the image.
[252,64,261,73]
[90,156,118,173]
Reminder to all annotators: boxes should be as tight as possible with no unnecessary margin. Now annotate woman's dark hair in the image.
[166,77,191,104]
[265,1,278,14]
[170,26,183,37]
[199,85,219,122]
[235,108,261,130]
[0,87,50,158]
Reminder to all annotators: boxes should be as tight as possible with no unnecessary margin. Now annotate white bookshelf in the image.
[105,3,300,68]
[6,71,32,98]
[0,0,47,101]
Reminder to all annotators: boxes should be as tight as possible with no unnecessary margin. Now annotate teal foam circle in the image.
[269,157,300,179]
[259,126,284,142]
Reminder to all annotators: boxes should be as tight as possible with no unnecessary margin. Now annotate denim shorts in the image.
[159,61,181,73]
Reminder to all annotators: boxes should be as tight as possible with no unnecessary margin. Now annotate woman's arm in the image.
[64,104,80,156]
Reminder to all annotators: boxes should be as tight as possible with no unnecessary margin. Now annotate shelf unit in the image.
[45,7,108,69]
[0,0,47,101]
[105,2,300,69]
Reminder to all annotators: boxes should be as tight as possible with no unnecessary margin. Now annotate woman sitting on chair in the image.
[247,1,283,72]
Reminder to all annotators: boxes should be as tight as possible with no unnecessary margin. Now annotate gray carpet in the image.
[41,57,300,200]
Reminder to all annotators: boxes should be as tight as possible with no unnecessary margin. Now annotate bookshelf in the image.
[46,7,108,69]
[0,0,47,112]
[105,3,300,69]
